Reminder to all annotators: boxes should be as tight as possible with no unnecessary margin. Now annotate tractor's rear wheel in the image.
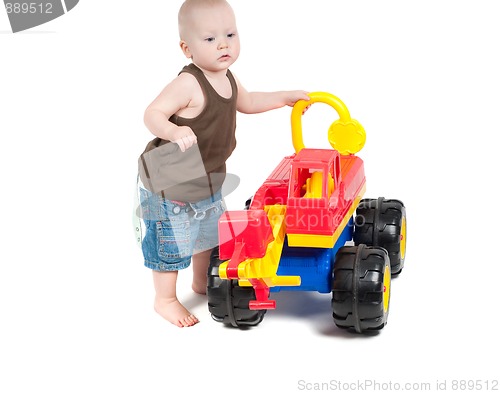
[207,246,266,328]
[332,245,391,333]
[354,198,406,275]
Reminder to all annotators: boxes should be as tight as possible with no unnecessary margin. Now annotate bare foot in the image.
[192,282,207,295]
[154,297,199,327]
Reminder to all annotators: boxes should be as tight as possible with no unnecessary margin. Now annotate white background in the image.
[1,1,499,393]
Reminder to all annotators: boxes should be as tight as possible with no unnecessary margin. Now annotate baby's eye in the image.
[227,33,236,38]
[205,37,215,42]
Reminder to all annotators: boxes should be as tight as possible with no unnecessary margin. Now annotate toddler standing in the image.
[139,0,309,327]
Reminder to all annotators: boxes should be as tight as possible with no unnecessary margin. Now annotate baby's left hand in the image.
[284,90,310,107]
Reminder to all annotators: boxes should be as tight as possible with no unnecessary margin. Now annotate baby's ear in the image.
[179,41,192,59]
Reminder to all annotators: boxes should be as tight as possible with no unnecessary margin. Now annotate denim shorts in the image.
[139,188,226,271]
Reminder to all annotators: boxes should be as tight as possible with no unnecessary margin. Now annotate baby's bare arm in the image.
[144,74,198,152]
[235,77,309,114]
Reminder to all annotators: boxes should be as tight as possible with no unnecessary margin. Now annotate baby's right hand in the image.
[171,126,197,152]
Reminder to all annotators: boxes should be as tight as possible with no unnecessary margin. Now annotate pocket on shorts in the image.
[139,188,166,221]
[156,202,191,259]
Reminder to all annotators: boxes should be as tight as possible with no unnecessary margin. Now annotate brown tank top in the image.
[138,64,238,202]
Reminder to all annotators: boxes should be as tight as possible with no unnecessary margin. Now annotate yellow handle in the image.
[291,91,366,155]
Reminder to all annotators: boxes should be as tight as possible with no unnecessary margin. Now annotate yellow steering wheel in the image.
[291,91,366,155]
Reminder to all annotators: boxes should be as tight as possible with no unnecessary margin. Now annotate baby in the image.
[139,0,309,327]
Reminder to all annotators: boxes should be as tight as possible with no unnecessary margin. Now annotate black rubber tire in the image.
[207,246,266,328]
[332,245,391,333]
[354,197,406,275]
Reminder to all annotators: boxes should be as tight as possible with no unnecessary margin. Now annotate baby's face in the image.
[181,3,240,74]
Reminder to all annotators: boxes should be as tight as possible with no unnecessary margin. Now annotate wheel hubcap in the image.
[383,265,390,313]
[400,216,407,260]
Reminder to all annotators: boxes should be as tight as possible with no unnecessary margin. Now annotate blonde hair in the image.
[178,0,233,39]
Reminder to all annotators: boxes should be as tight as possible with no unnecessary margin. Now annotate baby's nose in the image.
[218,40,228,49]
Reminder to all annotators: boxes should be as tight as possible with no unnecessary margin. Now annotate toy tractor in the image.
[207,92,406,334]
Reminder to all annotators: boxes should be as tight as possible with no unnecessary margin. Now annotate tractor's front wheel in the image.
[332,245,391,333]
[207,246,266,328]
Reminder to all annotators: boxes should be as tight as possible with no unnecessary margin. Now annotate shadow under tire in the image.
[207,246,266,328]
[354,197,406,275]
[332,245,391,333]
